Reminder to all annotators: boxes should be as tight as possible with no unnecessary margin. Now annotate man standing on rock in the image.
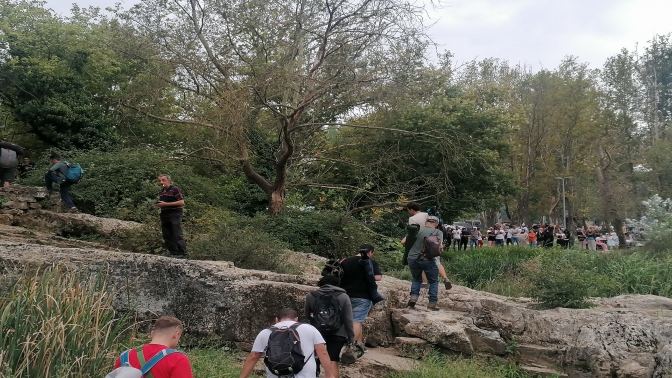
[338,244,384,353]
[406,216,444,311]
[156,174,187,258]
[45,155,79,213]
[239,308,335,378]
[0,141,24,188]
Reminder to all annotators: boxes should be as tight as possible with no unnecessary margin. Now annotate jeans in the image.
[587,238,597,251]
[496,239,504,247]
[408,257,439,304]
[530,241,537,248]
[469,239,478,250]
[45,174,75,208]
[511,236,520,246]
[160,216,187,255]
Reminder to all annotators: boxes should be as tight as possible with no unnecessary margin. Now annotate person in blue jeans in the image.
[44,155,79,213]
[406,216,444,311]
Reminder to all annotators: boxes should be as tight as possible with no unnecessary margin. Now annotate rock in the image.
[339,347,417,378]
[14,210,141,237]
[394,337,431,358]
[1,201,28,210]
[1,241,672,377]
[0,214,12,225]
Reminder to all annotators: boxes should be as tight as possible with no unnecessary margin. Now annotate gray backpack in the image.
[105,348,181,378]
[0,148,18,169]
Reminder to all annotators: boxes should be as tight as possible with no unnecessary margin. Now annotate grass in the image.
[189,348,262,377]
[386,352,543,378]
[0,266,128,378]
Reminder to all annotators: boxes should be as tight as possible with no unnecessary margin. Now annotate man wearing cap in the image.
[405,216,445,311]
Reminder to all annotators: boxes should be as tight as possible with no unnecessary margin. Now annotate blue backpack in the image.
[105,348,182,378]
[64,162,84,184]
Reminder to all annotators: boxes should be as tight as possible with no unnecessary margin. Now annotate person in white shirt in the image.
[510,225,520,246]
[452,227,461,251]
[495,225,506,247]
[406,202,429,227]
[239,308,335,378]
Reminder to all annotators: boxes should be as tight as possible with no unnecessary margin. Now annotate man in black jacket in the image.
[0,141,24,188]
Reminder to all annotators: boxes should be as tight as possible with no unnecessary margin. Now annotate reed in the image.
[0,266,127,378]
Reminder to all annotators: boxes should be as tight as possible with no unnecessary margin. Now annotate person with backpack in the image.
[239,308,335,378]
[0,141,24,188]
[406,216,445,311]
[304,275,355,376]
[107,316,193,378]
[337,244,383,353]
[44,154,79,213]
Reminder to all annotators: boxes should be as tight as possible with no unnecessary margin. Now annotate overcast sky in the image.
[45,0,672,71]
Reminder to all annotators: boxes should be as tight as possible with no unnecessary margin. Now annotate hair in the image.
[49,154,61,161]
[276,308,298,320]
[406,202,421,212]
[158,174,172,181]
[318,275,340,287]
[153,316,183,332]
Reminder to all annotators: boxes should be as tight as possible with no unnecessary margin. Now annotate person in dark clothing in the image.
[338,245,382,353]
[541,224,555,248]
[459,227,470,251]
[0,141,24,187]
[305,275,356,374]
[18,157,35,179]
[44,155,79,213]
[156,174,187,258]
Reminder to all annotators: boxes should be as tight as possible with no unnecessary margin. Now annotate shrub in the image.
[0,266,127,378]
[626,194,672,251]
[444,247,539,288]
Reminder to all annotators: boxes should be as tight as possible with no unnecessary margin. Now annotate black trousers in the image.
[160,216,187,255]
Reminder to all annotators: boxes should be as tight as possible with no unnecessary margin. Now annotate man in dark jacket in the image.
[337,244,382,354]
[45,154,79,213]
[0,141,24,188]
[305,275,356,376]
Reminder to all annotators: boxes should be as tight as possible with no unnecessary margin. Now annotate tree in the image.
[117,0,432,215]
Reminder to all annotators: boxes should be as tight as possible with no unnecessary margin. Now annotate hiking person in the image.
[304,275,356,376]
[338,244,383,353]
[18,156,35,179]
[406,216,445,311]
[239,308,335,378]
[0,141,24,188]
[108,316,193,378]
[156,174,187,258]
[44,154,79,213]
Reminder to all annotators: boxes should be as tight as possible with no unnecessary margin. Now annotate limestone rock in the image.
[1,201,28,210]
[14,210,141,237]
[394,337,431,358]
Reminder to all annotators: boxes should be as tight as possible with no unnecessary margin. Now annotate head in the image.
[158,174,172,189]
[425,216,439,228]
[406,202,421,215]
[275,308,299,323]
[357,244,375,259]
[23,157,30,164]
[150,316,184,349]
[49,154,61,164]
[317,275,340,287]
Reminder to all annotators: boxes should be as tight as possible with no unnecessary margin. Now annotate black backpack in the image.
[321,258,345,284]
[310,292,343,335]
[264,323,309,376]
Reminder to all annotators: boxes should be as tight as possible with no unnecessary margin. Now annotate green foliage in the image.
[444,247,539,288]
[247,209,377,259]
[386,351,535,378]
[0,266,126,378]
[522,252,595,309]
[189,348,262,377]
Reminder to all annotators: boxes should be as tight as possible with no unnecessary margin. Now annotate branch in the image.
[291,122,445,139]
[348,196,436,214]
[120,102,224,131]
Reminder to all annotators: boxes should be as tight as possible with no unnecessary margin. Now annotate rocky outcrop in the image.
[13,210,141,237]
[0,185,61,223]
[1,241,672,377]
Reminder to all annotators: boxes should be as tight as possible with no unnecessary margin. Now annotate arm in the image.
[304,293,313,320]
[373,260,383,281]
[238,352,262,378]
[400,236,406,246]
[315,344,335,378]
[342,296,355,342]
[155,199,185,208]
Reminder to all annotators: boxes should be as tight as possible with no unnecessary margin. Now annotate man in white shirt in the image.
[406,202,429,226]
[239,308,335,378]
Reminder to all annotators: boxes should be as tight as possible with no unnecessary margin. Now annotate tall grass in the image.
[443,247,539,288]
[386,352,538,378]
[0,266,127,378]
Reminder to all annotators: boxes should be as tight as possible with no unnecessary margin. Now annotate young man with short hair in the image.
[111,316,193,378]
[156,174,187,258]
[44,154,79,213]
[406,216,444,311]
[239,308,335,378]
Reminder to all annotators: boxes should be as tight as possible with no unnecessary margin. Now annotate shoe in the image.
[69,207,80,214]
[427,303,439,311]
[407,295,418,309]
[421,283,429,289]
[340,346,357,364]
[170,254,189,260]
[444,279,452,290]
[357,342,368,354]
[353,342,367,358]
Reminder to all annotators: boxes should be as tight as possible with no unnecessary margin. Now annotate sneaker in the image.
[427,303,439,311]
[170,254,189,260]
[354,342,367,357]
[444,279,452,290]
[421,283,429,289]
[69,207,80,214]
[407,295,418,309]
[340,347,357,364]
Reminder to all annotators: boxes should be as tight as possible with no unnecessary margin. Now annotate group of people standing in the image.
[443,223,579,249]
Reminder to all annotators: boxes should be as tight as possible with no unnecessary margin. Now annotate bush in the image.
[444,247,539,288]
[0,266,127,378]
[627,194,672,251]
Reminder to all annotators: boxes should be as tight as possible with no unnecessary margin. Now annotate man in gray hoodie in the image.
[305,275,355,377]
[45,154,78,213]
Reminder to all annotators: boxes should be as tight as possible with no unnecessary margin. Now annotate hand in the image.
[154,201,164,208]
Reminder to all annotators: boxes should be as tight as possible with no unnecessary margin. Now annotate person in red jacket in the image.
[113,316,193,378]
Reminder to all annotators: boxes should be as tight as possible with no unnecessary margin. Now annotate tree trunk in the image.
[595,139,627,247]
[268,189,285,216]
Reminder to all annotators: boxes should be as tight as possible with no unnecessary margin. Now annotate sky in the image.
[44,0,672,71]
